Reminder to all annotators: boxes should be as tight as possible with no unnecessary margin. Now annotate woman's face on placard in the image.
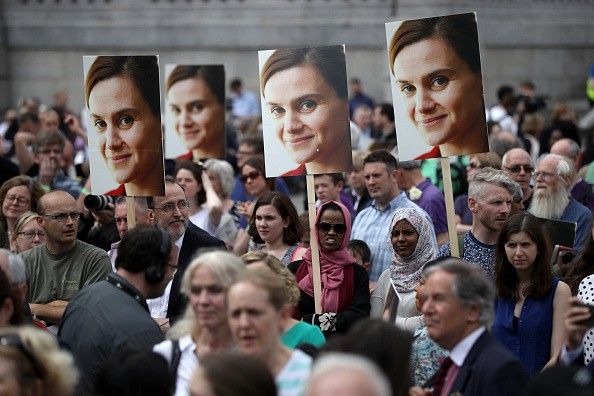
[263,65,349,165]
[88,75,162,185]
[393,37,484,148]
[167,77,225,154]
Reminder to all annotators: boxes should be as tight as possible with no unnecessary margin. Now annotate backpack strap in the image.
[457,234,465,258]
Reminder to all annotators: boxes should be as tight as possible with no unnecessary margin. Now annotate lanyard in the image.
[105,273,149,312]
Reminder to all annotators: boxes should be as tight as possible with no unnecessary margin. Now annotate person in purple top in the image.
[396,160,448,245]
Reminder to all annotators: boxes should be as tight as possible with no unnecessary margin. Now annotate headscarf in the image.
[389,207,438,292]
[300,200,355,312]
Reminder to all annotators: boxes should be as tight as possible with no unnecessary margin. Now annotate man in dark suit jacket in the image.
[411,258,527,396]
[149,178,225,322]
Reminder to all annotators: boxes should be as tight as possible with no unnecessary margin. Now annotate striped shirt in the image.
[351,192,435,282]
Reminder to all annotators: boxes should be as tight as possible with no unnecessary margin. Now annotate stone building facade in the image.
[1,0,593,111]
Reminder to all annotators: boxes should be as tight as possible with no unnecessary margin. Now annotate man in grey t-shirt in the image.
[21,191,111,325]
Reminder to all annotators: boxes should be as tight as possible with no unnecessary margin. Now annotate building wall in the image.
[2,0,593,111]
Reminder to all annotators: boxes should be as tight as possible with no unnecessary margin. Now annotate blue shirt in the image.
[351,192,435,282]
[492,278,559,375]
[438,231,497,282]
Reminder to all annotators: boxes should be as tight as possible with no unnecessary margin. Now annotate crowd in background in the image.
[0,73,594,395]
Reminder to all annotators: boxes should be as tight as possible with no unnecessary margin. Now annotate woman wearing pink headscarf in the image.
[289,201,370,335]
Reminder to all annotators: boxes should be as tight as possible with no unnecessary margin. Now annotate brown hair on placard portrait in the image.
[258,45,353,177]
[385,13,489,161]
[83,55,165,197]
[164,65,226,161]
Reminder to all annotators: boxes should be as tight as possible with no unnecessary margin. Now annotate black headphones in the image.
[144,228,170,285]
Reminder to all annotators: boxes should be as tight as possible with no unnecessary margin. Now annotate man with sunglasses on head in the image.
[502,148,534,210]
[148,176,225,323]
[19,191,111,328]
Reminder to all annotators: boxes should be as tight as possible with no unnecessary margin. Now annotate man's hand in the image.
[90,203,115,226]
[565,296,592,351]
[409,386,431,396]
[38,154,59,185]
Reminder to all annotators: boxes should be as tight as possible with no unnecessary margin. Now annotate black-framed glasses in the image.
[42,212,80,222]
[318,222,347,234]
[17,230,45,240]
[0,334,44,378]
[467,162,483,169]
[155,200,189,214]
[241,171,262,183]
[504,164,534,174]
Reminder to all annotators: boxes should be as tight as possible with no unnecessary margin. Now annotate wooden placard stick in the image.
[126,196,136,229]
[306,174,323,314]
[441,158,459,257]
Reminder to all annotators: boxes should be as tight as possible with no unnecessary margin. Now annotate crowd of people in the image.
[0,75,594,395]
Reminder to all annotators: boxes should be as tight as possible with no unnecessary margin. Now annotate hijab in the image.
[300,200,355,312]
[389,207,437,292]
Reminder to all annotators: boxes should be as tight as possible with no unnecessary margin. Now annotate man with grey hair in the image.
[529,153,592,254]
[438,168,519,282]
[410,258,527,396]
[396,160,448,245]
[550,138,594,212]
[306,353,392,396]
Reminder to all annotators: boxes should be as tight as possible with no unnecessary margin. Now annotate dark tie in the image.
[432,356,453,396]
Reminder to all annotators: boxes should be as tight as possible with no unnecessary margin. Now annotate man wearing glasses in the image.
[502,148,534,210]
[148,177,225,322]
[20,191,111,328]
[529,153,593,255]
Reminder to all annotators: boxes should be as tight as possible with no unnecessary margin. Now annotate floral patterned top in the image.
[410,325,448,386]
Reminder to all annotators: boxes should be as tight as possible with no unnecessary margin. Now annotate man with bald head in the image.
[550,138,594,212]
[20,191,111,326]
[502,148,534,209]
[529,154,593,254]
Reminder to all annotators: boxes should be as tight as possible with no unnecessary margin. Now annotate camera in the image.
[84,195,115,211]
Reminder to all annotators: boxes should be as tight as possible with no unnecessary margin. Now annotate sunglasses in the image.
[504,164,534,174]
[318,222,347,234]
[241,171,262,183]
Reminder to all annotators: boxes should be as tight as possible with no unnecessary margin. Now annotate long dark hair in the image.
[495,212,552,300]
[175,160,206,206]
[248,192,301,245]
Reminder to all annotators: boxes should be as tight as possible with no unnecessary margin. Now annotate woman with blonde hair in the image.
[0,325,78,396]
[10,211,44,253]
[242,251,325,348]
[153,251,245,396]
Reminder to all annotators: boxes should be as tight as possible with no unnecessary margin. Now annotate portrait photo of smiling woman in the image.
[164,64,225,161]
[386,13,489,160]
[258,45,352,177]
[84,55,165,196]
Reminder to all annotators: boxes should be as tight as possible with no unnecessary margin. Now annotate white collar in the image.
[175,232,184,250]
[449,326,485,367]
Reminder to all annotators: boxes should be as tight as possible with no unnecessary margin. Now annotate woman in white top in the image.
[370,207,437,331]
[153,251,245,396]
[227,267,312,396]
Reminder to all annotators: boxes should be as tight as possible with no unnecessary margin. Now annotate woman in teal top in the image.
[242,251,325,348]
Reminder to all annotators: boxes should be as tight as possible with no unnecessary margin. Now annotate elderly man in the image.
[529,153,593,254]
[306,353,392,396]
[550,138,594,211]
[502,148,534,209]
[148,177,225,320]
[439,168,519,282]
[410,258,527,396]
[351,150,434,284]
[59,225,176,392]
[20,191,111,325]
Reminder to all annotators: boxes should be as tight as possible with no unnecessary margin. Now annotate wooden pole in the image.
[441,158,459,257]
[126,196,136,229]
[306,175,323,314]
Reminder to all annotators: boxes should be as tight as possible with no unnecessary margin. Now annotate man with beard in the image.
[529,154,592,254]
[148,177,225,322]
[439,168,519,282]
